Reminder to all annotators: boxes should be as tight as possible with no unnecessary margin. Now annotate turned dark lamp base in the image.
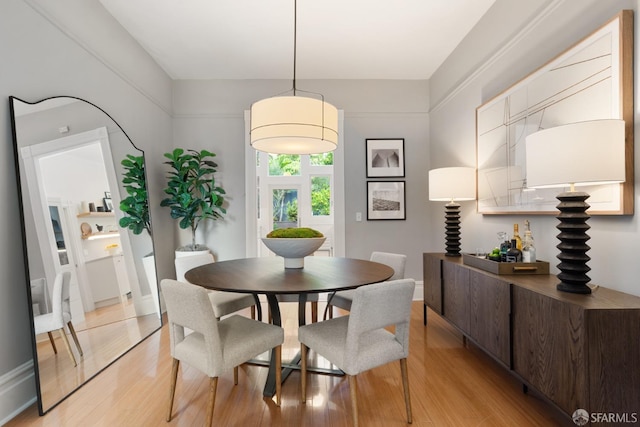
[444,202,462,257]
[555,191,592,294]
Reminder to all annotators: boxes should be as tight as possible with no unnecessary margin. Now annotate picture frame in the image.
[366,138,405,178]
[103,197,113,212]
[476,10,633,215]
[367,181,406,220]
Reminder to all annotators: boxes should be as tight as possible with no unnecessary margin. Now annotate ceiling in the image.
[99,0,495,81]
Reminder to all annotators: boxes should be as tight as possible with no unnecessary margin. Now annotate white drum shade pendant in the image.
[251,95,338,154]
[249,0,338,155]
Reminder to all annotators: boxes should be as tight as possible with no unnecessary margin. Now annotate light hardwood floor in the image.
[8,302,570,426]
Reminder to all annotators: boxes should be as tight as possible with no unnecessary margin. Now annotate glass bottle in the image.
[497,232,509,262]
[512,223,523,251]
[506,238,522,262]
[522,220,537,263]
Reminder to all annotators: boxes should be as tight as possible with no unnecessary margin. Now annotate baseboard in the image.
[0,360,37,425]
[413,281,424,301]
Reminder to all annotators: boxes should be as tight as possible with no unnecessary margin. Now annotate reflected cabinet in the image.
[423,253,640,421]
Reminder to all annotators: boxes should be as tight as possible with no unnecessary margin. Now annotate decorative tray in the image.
[462,253,550,275]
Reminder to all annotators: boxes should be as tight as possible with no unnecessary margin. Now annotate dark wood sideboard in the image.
[423,253,640,422]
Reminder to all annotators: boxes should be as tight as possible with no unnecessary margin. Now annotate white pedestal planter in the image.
[260,237,326,268]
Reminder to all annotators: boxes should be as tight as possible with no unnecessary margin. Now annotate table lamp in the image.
[428,167,476,256]
[525,119,626,294]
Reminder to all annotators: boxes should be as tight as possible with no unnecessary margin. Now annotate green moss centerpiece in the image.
[262,227,326,269]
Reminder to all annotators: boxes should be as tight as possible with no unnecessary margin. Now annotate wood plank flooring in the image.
[7,302,570,426]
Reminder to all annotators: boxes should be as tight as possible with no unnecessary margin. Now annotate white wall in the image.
[0,0,173,421]
[428,0,640,296]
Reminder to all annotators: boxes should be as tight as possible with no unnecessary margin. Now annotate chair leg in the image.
[234,366,238,385]
[206,377,218,427]
[252,294,262,321]
[67,321,83,356]
[348,375,359,427]
[300,344,307,403]
[58,329,77,366]
[311,301,318,323]
[251,306,256,320]
[275,345,282,407]
[400,358,413,424]
[167,358,179,422]
[47,332,58,354]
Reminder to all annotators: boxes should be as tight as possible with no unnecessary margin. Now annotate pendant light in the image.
[250,0,338,154]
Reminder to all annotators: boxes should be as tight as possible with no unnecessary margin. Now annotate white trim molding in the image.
[0,361,36,425]
[430,0,566,113]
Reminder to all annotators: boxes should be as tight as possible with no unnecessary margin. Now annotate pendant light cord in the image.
[293,0,297,95]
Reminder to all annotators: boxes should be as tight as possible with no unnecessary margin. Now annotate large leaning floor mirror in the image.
[9,96,162,414]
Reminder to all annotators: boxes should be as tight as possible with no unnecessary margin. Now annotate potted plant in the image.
[118,154,159,317]
[261,227,325,269]
[119,154,151,237]
[161,148,226,254]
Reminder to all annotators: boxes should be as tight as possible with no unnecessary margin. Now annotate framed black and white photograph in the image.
[366,138,405,177]
[367,181,406,220]
[103,197,113,212]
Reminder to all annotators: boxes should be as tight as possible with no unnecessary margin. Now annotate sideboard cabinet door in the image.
[423,253,442,314]
[512,286,587,415]
[469,271,510,366]
[442,261,470,335]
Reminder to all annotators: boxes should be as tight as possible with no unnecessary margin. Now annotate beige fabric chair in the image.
[33,272,79,366]
[175,253,261,320]
[299,279,415,426]
[161,279,284,426]
[326,251,407,318]
[60,271,83,357]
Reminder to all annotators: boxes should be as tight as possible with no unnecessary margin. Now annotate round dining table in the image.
[185,256,394,396]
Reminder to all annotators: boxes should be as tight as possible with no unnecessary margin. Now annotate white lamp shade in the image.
[525,119,625,189]
[250,96,339,154]
[429,167,476,201]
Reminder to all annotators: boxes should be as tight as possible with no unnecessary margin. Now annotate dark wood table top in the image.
[184,256,394,295]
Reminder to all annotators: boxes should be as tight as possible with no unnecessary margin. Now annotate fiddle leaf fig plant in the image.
[160,148,226,251]
[119,154,151,237]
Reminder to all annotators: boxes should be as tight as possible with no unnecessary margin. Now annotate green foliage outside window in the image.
[310,152,333,166]
[269,154,300,176]
[311,176,330,216]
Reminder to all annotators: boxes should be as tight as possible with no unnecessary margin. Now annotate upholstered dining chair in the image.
[325,251,407,319]
[175,253,261,321]
[33,271,78,366]
[299,279,415,426]
[60,271,83,357]
[161,279,284,426]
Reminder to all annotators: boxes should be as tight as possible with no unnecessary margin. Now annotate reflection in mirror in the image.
[9,96,162,414]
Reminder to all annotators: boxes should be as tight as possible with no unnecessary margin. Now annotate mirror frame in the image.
[9,95,162,415]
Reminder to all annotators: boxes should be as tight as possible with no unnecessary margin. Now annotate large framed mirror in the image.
[9,96,162,414]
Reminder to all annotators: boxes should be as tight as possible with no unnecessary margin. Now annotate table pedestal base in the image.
[260,294,344,397]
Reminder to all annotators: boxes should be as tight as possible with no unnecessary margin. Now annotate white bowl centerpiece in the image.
[261,227,326,269]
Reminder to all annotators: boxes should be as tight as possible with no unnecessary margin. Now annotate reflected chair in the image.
[60,271,83,357]
[175,253,261,321]
[161,279,284,426]
[33,272,78,366]
[299,279,415,426]
[325,251,407,319]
